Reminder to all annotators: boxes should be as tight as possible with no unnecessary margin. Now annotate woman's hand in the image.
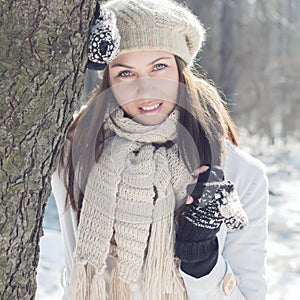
[175,165,248,278]
[184,165,248,231]
[186,165,209,204]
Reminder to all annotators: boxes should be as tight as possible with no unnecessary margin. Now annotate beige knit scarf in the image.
[68,107,193,299]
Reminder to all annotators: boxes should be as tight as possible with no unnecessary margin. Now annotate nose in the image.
[135,77,157,98]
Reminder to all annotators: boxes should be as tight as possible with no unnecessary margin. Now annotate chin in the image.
[134,114,168,126]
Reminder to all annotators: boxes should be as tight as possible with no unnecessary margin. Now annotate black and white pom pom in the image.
[87,3,120,69]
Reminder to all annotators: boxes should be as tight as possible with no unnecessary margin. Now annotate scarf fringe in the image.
[109,266,141,300]
[68,263,87,300]
[90,269,106,300]
[68,263,106,300]
[109,213,187,300]
[142,213,188,300]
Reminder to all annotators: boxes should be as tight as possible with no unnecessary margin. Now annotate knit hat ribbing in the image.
[100,0,205,66]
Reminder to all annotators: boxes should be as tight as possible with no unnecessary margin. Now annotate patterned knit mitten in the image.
[175,166,248,278]
[185,166,248,231]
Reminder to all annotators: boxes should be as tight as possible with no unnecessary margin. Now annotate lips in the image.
[138,102,162,114]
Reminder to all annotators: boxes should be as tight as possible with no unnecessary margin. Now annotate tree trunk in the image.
[0,0,94,299]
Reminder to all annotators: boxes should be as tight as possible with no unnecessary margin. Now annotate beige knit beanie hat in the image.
[87,0,206,69]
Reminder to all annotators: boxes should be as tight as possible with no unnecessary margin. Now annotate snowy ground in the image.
[36,195,65,300]
[239,132,300,300]
[36,132,300,300]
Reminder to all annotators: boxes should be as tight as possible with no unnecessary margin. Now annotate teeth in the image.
[140,103,160,111]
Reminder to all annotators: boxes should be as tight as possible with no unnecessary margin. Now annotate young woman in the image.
[51,0,269,299]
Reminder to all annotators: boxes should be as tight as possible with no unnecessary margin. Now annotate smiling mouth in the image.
[139,102,162,114]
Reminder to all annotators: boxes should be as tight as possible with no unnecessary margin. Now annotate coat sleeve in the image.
[51,170,78,299]
[180,143,269,300]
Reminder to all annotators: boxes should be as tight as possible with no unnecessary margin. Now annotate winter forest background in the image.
[187,0,300,143]
[0,0,299,299]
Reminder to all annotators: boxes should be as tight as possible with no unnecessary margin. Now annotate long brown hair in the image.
[59,56,238,223]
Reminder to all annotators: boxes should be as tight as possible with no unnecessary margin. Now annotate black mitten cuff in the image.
[175,237,218,263]
[180,246,218,278]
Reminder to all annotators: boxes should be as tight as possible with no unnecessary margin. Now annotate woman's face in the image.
[108,50,179,125]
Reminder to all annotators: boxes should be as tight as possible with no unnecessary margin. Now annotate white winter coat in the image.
[51,141,269,299]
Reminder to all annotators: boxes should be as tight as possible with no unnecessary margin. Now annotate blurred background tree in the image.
[183,0,300,144]
[0,0,93,298]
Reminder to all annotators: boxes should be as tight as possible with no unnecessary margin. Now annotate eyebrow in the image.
[110,56,173,69]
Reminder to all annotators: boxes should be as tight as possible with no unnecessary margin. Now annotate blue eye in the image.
[154,63,167,71]
[118,70,132,77]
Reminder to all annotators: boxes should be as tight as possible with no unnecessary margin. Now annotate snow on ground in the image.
[36,132,300,299]
[36,195,64,300]
[239,130,300,300]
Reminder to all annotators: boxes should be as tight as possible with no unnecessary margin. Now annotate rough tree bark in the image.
[0,0,94,299]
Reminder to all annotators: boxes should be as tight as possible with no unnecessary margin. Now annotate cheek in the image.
[109,73,123,104]
[164,69,179,102]
[166,81,179,104]
[110,82,131,106]
[120,102,134,115]
[109,79,137,107]
[166,101,176,113]
[111,86,122,105]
